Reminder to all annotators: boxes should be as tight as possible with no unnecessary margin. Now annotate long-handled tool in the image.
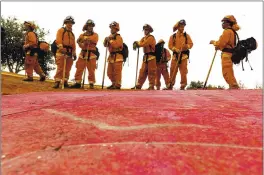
[82,48,89,89]
[170,43,184,89]
[62,57,67,89]
[203,50,217,89]
[102,47,108,89]
[134,48,140,88]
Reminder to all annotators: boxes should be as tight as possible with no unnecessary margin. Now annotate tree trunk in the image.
[7,58,14,73]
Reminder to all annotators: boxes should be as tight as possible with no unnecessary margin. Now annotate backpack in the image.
[38,41,50,59]
[230,29,257,68]
[51,27,75,56]
[113,34,129,64]
[29,32,50,58]
[95,47,100,60]
[121,43,129,63]
[155,42,167,63]
[173,32,190,59]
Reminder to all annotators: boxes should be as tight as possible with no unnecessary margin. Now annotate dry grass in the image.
[1,72,104,95]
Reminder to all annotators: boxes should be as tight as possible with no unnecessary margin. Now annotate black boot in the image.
[64,82,70,88]
[70,83,81,88]
[107,84,114,89]
[111,86,121,90]
[89,83,94,89]
[147,86,155,90]
[53,81,60,89]
[23,77,33,82]
[163,84,173,90]
[180,86,186,90]
[39,76,46,82]
[131,85,141,90]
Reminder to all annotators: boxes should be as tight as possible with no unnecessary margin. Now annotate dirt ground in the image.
[1,71,106,95]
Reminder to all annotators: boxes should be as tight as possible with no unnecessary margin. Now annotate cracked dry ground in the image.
[1,90,263,175]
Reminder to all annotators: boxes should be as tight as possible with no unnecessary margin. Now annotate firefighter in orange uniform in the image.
[165,20,193,90]
[70,19,98,89]
[131,24,157,90]
[104,21,124,90]
[23,21,46,81]
[210,15,240,89]
[155,39,171,90]
[53,16,77,88]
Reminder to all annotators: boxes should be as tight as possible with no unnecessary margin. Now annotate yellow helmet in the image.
[158,39,165,44]
[109,21,120,31]
[221,15,237,24]
[143,24,153,33]
[173,19,186,32]
[24,21,36,30]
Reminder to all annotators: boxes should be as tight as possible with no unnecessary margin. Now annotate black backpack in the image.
[121,43,129,63]
[95,47,100,60]
[51,27,75,56]
[155,42,167,63]
[113,34,129,64]
[231,29,257,70]
[28,32,49,58]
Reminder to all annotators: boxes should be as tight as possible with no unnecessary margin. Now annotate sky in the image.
[1,1,263,89]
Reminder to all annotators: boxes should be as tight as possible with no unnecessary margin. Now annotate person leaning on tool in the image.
[209,15,240,89]
[70,19,98,89]
[155,39,171,90]
[131,24,157,90]
[53,16,77,89]
[165,19,193,90]
[23,21,46,82]
[104,21,124,90]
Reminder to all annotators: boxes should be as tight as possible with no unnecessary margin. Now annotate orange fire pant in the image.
[137,59,157,88]
[155,62,170,88]
[170,58,188,88]
[25,55,45,78]
[221,53,239,88]
[107,61,123,87]
[74,58,96,84]
[54,55,73,82]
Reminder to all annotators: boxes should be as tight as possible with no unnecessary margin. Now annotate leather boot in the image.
[89,83,94,89]
[23,77,33,82]
[64,81,70,88]
[70,83,81,89]
[53,81,60,88]
[131,85,141,90]
[107,84,114,89]
[39,76,46,82]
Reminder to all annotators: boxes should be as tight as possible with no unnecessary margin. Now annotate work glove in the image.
[83,37,91,45]
[79,43,85,49]
[215,46,220,51]
[104,37,110,47]
[58,46,66,54]
[23,44,30,50]
[209,40,215,45]
[133,41,139,50]
[172,47,180,53]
